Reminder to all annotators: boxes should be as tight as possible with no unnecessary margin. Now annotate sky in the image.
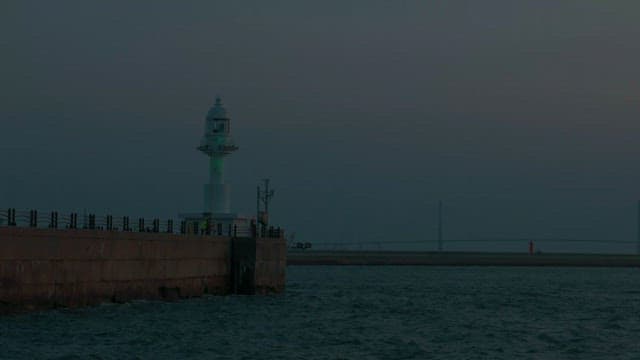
[1,1,639,252]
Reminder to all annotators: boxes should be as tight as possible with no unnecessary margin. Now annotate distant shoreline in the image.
[287,251,640,267]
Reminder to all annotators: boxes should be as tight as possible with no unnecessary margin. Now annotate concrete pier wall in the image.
[0,227,285,313]
[255,238,286,294]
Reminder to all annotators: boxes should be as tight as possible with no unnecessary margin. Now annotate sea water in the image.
[1,266,639,359]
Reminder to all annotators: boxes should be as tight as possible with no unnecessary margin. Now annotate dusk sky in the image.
[2,1,639,251]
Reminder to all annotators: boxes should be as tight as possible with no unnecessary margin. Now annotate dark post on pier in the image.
[637,200,640,255]
[437,200,443,252]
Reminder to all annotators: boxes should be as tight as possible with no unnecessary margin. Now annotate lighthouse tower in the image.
[198,97,238,214]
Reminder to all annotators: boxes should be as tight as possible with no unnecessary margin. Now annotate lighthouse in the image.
[198,97,238,214]
[180,97,251,236]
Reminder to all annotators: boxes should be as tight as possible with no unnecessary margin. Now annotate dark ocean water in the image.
[1,266,640,359]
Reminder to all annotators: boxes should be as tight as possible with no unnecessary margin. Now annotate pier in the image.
[287,250,640,267]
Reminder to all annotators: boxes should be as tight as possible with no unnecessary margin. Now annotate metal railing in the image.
[0,208,278,239]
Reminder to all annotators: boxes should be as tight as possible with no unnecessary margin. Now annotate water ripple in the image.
[1,266,640,359]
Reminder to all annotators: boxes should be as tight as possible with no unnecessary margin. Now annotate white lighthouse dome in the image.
[199,95,238,155]
[207,97,228,119]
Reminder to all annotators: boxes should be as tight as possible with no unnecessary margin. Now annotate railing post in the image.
[70,213,77,229]
[29,210,38,228]
[138,218,144,232]
[6,208,13,226]
[7,208,14,226]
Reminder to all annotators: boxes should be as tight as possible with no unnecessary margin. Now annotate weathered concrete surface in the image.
[0,228,286,313]
[229,237,287,295]
[288,250,640,267]
[230,237,256,294]
[255,238,286,294]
